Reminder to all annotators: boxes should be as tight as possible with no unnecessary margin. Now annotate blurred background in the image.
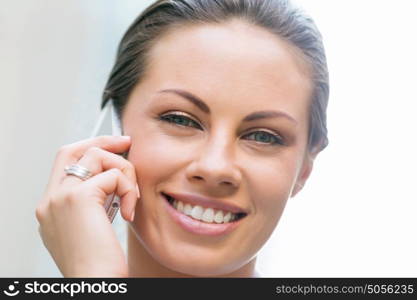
[1,0,416,277]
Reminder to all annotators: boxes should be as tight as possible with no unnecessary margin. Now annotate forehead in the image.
[143,20,312,119]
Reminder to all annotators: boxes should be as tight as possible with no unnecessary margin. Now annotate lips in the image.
[161,191,248,216]
[162,192,247,223]
[160,191,248,236]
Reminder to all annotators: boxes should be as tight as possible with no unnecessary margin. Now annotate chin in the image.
[162,240,243,276]
[131,223,249,277]
[166,263,225,277]
[157,252,244,277]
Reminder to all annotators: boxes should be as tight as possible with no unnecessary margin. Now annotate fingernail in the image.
[130,210,135,222]
[121,135,131,140]
[135,184,141,198]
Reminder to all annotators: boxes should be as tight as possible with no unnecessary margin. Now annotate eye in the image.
[242,131,284,146]
[159,112,202,129]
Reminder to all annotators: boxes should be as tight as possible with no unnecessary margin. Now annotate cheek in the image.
[247,155,299,221]
[127,131,196,186]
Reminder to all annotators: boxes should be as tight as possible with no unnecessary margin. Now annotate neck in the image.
[127,225,257,277]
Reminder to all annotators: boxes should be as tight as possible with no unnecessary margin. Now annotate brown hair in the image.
[102,0,329,152]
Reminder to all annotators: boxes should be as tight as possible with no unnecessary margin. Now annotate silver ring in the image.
[64,164,93,181]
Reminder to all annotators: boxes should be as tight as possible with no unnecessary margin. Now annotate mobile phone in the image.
[90,100,126,223]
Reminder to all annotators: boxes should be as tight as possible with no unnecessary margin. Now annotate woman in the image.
[36,0,329,277]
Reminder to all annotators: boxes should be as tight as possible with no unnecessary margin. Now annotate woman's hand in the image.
[35,136,139,277]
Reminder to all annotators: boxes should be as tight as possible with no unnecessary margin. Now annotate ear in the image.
[290,149,319,198]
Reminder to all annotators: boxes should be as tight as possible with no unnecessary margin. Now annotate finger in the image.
[61,147,137,189]
[48,136,131,189]
[66,135,131,160]
[83,168,137,222]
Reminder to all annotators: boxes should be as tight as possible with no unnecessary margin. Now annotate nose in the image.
[185,133,242,190]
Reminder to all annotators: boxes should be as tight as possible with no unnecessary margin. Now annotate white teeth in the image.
[201,208,214,223]
[191,205,204,220]
[223,212,232,223]
[214,210,224,223]
[184,203,193,216]
[170,197,242,224]
[177,201,184,213]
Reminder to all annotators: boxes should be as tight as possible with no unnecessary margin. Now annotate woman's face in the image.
[123,20,314,276]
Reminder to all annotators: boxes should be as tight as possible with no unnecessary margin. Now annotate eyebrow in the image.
[158,89,210,114]
[157,88,297,124]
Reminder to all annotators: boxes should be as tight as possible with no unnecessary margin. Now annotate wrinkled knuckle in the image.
[126,160,136,172]
[121,161,134,175]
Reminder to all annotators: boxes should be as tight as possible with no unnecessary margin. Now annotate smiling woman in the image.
[36,0,329,278]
